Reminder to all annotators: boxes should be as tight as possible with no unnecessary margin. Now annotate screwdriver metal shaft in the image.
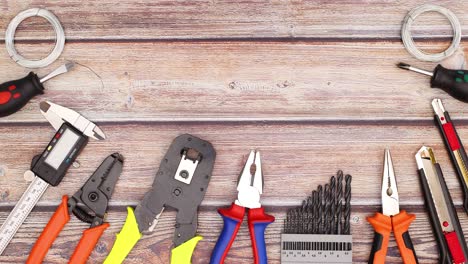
[40,62,75,83]
[397,62,433,77]
[397,62,468,103]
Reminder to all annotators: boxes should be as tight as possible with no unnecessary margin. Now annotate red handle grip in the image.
[445,231,466,264]
[69,223,109,264]
[26,196,70,264]
[247,207,275,264]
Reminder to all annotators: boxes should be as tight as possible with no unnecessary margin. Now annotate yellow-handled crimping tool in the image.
[104,134,216,264]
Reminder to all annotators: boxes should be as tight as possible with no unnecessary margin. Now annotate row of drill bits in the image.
[284,170,352,235]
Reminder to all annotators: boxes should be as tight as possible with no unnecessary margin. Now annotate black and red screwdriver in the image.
[0,62,74,117]
[398,62,468,103]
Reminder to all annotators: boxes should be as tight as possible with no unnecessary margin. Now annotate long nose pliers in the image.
[367,149,418,264]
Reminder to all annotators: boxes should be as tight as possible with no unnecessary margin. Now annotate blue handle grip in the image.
[251,221,272,264]
[210,203,244,264]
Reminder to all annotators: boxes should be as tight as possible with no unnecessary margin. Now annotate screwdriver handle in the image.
[392,210,418,264]
[0,72,44,117]
[432,65,468,103]
[367,212,392,264]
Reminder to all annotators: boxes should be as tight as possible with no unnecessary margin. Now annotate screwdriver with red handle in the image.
[0,62,74,117]
[398,62,468,103]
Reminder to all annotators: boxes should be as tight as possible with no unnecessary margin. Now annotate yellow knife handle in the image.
[104,207,142,264]
[171,235,203,264]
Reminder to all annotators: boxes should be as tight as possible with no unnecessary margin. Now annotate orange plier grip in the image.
[26,196,109,264]
[367,210,418,264]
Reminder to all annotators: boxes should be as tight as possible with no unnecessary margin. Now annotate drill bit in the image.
[324,184,331,234]
[330,175,337,234]
[285,209,291,233]
[343,174,352,235]
[306,195,313,233]
[312,191,317,234]
[301,199,307,234]
[337,200,343,235]
[317,185,323,234]
[336,171,344,234]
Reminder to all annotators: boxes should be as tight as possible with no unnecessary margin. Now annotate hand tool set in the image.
[210,150,274,264]
[2,3,468,264]
[416,146,468,264]
[0,101,105,256]
[27,153,124,264]
[105,134,216,264]
[281,170,352,264]
[368,149,418,264]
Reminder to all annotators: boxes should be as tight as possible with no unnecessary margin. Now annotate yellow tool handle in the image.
[104,207,142,264]
[171,235,203,264]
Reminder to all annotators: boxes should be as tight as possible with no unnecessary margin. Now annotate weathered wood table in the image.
[1,1,468,263]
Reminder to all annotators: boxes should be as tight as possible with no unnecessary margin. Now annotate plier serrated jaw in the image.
[236,150,263,209]
[382,149,399,217]
[71,152,123,225]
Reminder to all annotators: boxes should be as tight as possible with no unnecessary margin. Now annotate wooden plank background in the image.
[1,0,468,263]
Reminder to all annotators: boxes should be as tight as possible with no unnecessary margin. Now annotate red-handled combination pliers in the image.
[26,153,123,264]
[210,150,275,264]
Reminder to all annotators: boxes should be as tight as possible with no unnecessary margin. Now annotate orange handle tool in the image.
[367,212,392,264]
[26,196,71,264]
[69,223,109,264]
[392,210,418,264]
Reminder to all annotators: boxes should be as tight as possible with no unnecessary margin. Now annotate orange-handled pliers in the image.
[26,153,123,264]
[367,149,419,264]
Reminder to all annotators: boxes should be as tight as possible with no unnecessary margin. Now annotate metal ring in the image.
[5,8,65,68]
[401,4,461,62]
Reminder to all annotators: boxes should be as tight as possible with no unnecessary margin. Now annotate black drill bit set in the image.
[281,170,353,264]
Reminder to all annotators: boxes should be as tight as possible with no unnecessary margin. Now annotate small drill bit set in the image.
[281,170,352,264]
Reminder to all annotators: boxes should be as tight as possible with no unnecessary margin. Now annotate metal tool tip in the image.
[65,61,75,71]
[397,62,411,69]
[93,126,106,140]
[111,152,124,162]
[39,101,50,112]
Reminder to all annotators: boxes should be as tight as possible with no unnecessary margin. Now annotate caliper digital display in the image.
[45,128,80,169]
[31,122,88,186]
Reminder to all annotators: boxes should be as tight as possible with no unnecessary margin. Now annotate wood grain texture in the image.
[1,0,468,263]
[2,0,468,40]
[0,123,467,206]
[0,208,466,263]
[0,41,466,123]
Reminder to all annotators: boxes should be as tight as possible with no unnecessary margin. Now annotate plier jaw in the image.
[70,153,123,227]
[235,150,263,209]
[382,149,399,217]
